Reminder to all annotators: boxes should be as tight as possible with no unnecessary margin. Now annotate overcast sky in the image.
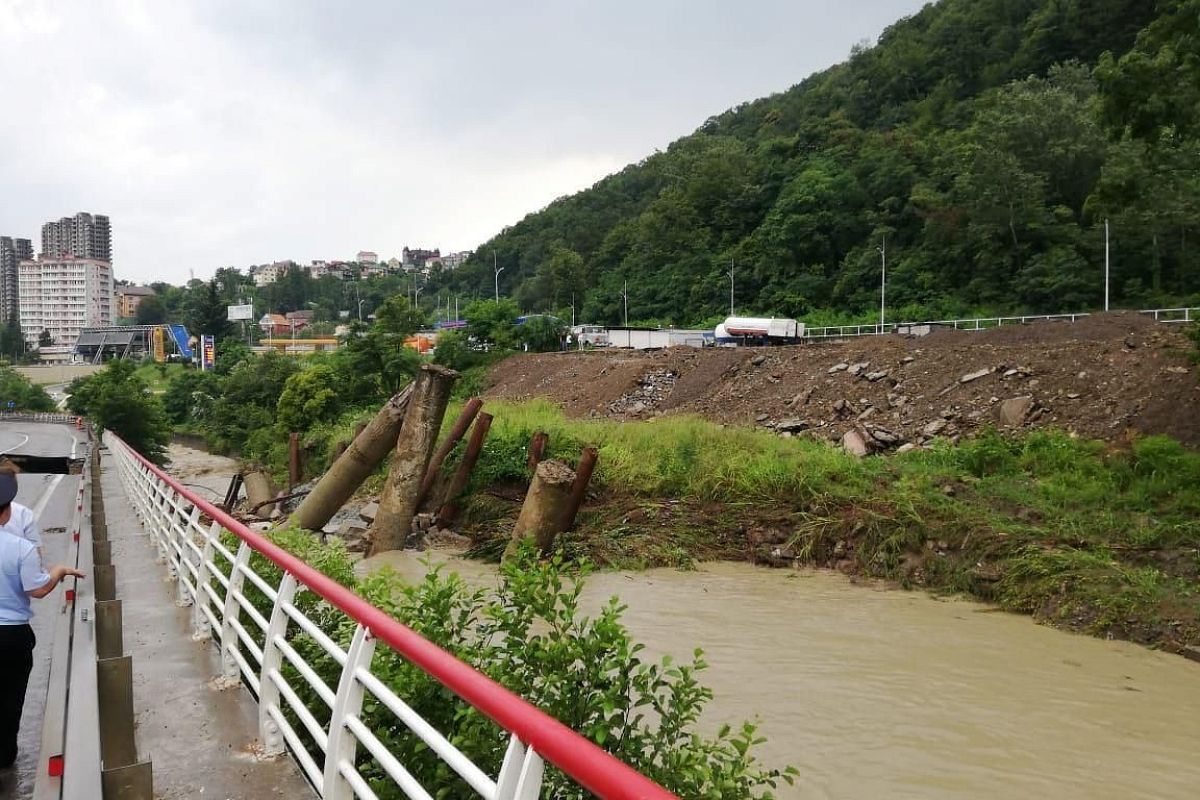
[0,0,927,284]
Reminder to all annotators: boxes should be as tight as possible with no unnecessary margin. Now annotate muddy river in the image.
[173,443,1200,799]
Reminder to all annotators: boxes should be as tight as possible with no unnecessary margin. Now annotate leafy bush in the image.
[0,367,55,412]
[267,530,796,799]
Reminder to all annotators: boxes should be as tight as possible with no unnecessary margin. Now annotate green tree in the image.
[0,367,55,412]
[463,299,520,350]
[276,363,343,432]
[37,329,53,348]
[518,316,567,352]
[186,279,233,341]
[135,294,168,325]
[372,296,428,337]
[67,361,170,464]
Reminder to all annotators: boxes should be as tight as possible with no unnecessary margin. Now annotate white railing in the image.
[802,306,1198,340]
[105,432,676,800]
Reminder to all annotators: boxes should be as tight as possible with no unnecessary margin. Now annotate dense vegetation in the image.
[452,400,1200,650]
[424,0,1200,326]
[0,367,56,413]
[66,360,171,463]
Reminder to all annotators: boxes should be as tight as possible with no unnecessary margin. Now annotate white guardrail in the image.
[105,432,676,800]
[803,306,1197,340]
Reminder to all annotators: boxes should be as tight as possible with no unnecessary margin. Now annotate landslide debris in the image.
[484,313,1200,447]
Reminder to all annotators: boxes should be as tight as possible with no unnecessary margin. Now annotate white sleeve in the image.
[21,506,42,547]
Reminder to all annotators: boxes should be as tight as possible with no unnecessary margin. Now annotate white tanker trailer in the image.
[714,316,804,346]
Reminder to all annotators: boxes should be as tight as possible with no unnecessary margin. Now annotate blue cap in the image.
[0,473,16,505]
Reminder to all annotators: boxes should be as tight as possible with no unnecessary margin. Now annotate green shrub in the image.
[267,531,796,799]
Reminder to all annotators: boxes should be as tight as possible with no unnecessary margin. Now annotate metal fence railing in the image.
[33,425,102,799]
[802,306,1198,340]
[105,432,676,800]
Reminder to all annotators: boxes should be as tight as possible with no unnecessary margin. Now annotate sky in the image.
[0,0,928,284]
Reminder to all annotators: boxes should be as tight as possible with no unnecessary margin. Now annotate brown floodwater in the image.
[361,552,1200,800]
[173,446,1200,799]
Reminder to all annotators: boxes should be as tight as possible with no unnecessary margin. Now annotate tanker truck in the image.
[714,316,804,346]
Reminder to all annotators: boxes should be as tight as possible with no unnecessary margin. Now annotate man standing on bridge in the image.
[0,470,84,770]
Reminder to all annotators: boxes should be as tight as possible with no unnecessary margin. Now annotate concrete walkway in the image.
[100,450,314,799]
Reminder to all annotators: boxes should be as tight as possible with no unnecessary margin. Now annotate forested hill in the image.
[431,0,1199,327]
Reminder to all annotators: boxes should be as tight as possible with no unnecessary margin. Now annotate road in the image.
[0,422,87,800]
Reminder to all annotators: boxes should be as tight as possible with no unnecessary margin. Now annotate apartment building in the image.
[18,256,114,348]
[0,236,33,323]
[41,211,112,261]
[116,284,156,318]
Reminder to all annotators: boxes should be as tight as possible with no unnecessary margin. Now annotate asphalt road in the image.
[0,422,87,800]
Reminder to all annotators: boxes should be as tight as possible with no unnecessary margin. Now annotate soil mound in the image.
[484,313,1200,447]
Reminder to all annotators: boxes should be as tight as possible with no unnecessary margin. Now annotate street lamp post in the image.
[1104,218,1110,312]
[621,280,629,327]
[357,299,366,321]
[727,258,735,317]
[493,250,504,301]
[877,236,887,334]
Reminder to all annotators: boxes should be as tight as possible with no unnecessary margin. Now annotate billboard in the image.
[152,326,166,363]
[201,335,216,371]
[227,303,254,321]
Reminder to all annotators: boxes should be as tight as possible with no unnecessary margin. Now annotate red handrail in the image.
[112,435,677,800]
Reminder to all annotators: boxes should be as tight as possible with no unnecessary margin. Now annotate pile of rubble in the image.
[317,500,470,554]
[484,312,1200,449]
[608,370,678,417]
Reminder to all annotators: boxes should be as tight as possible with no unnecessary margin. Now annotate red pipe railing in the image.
[112,435,677,800]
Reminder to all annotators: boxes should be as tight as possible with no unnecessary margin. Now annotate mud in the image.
[483,312,1200,446]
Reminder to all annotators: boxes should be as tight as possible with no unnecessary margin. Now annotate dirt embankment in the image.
[484,313,1200,447]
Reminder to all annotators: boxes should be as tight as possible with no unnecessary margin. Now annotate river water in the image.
[168,444,1200,799]
[363,553,1200,800]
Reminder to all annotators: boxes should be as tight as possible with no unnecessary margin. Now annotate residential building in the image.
[439,250,472,270]
[41,212,112,261]
[259,313,289,335]
[252,260,296,287]
[285,310,314,329]
[356,250,378,265]
[116,285,156,318]
[0,236,33,323]
[401,247,440,269]
[18,256,114,348]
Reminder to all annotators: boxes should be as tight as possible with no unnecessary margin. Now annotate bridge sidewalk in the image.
[100,450,314,799]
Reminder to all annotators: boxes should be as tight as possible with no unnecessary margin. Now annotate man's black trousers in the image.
[0,624,35,768]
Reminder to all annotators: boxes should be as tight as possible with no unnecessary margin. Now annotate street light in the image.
[727,258,735,317]
[1104,218,1110,312]
[357,299,366,321]
[876,236,887,334]
[493,250,504,302]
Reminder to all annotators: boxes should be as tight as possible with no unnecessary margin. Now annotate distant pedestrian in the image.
[0,470,84,770]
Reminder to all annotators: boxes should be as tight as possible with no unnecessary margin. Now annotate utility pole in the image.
[727,258,735,317]
[1104,218,1110,312]
[621,280,629,327]
[877,236,887,334]
[493,250,504,302]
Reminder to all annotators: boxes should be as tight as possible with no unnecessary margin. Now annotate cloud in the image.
[0,0,924,283]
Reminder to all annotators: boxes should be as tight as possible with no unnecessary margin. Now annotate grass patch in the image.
[448,401,1200,651]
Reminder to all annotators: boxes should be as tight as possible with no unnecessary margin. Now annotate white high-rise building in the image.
[18,256,114,348]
